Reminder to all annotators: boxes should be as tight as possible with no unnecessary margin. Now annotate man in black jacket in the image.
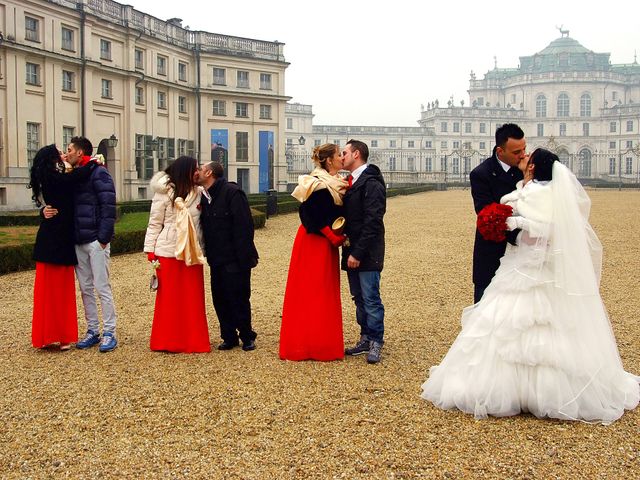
[341,139,387,364]
[198,161,259,351]
[469,123,526,303]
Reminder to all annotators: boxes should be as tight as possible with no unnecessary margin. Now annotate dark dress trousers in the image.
[469,153,523,303]
[200,178,259,345]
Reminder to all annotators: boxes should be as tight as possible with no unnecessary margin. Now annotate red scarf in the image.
[78,155,92,167]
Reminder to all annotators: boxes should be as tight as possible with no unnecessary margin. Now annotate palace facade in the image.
[286,33,640,188]
[1,0,290,209]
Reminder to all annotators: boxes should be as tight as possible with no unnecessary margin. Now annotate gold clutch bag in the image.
[331,216,345,234]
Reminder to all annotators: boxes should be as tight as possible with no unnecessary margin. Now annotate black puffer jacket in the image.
[74,163,116,245]
[341,164,386,272]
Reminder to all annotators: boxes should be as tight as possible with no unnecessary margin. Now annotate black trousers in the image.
[473,283,486,304]
[210,265,256,344]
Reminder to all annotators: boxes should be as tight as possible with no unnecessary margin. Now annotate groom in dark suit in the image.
[469,123,526,303]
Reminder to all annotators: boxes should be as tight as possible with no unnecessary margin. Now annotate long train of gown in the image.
[421,241,639,424]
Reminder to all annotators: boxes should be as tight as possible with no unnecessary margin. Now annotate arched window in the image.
[580,93,591,117]
[557,93,570,117]
[558,149,570,167]
[535,94,547,118]
[579,149,592,177]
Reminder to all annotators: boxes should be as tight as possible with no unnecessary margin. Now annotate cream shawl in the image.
[291,167,348,205]
[174,189,205,266]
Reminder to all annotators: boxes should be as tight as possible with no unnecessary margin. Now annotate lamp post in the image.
[107,134,118,148]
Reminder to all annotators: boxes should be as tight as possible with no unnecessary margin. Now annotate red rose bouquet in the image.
[477,203,513,242]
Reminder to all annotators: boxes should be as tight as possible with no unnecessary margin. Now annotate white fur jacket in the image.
[143,172,203,258]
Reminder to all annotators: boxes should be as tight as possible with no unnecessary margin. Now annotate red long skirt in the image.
[150,257,211,353]
[279,225,344,361]
[32,262,78,348]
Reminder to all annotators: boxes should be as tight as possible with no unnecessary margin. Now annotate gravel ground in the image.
[0,189,638,479]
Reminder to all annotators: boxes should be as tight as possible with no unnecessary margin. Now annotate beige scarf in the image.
[174,189,205,266]
[291,167,348,205]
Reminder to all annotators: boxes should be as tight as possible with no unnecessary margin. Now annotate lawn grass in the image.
[115,211,149,232]
[0,212,150,247]
[0,226,39,246]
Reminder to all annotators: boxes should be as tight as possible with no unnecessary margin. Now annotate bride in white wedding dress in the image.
[421,148,639,424]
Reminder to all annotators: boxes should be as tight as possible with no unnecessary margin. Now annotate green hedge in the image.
[118,200,152,214]
[0,212,41,226]
[0,208,268,275]
[0,243,35,274]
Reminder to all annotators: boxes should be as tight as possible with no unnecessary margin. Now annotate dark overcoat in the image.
[469,153,523,292]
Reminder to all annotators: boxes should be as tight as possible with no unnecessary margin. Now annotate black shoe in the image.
[217,341,239,351]
[241,340,256,351]
[345,337,370,356]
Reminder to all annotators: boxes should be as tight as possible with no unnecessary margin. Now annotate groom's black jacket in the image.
[469,151,523,297]
[341,164,386,272]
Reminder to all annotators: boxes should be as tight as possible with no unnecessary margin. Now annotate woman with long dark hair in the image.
[421,148,639,424]
[279,143,348,361]
[28,144,96,350]
[143,156,210,352]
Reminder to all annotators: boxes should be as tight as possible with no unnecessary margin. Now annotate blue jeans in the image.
[347,270,385,344]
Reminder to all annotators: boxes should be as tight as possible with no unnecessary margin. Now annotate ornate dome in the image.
[519,35,610,73]
[537,36,592,55]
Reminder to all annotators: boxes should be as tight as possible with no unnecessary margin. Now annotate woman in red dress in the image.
[28,145,97,350]
[143,156,210,353]
[280,143,348,361]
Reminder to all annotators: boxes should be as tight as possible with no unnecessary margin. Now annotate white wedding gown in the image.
[421,165,640,424]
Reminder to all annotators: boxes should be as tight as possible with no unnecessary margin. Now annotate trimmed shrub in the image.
[251,208,266,229]
[119,200,152,214]
[111,230,146,256]
[0,243,35,275]
[0,212,41,226]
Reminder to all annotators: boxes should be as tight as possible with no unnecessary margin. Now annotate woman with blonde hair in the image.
[279,143,348,361]
[144,156,210,353]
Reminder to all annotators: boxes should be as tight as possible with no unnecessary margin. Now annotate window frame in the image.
[100,39,112,61]
[27,122,40,167]
[157,55,167,76]
[213,67,226,85]
[259,104,272,120]
[101,79,112,99]
[178,62,187,82]
[135,86,145,106]
[237,70,250,88]
[157,91,167,110]
[62,70,75,92]
[26,62,40,86]
[61,26,74,51]
[212,100,226,116]
[178,96,187,114]
[259,73,272,90]
[25,16,40,42]
[135,49,144,70]
[235,102,248,118]
[236,131,249,161]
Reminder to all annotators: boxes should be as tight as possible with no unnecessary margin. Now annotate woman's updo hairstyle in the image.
[530,148,558,182]
[312,143,338,170]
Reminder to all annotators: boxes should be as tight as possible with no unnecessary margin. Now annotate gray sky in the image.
[129,0,640,126]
